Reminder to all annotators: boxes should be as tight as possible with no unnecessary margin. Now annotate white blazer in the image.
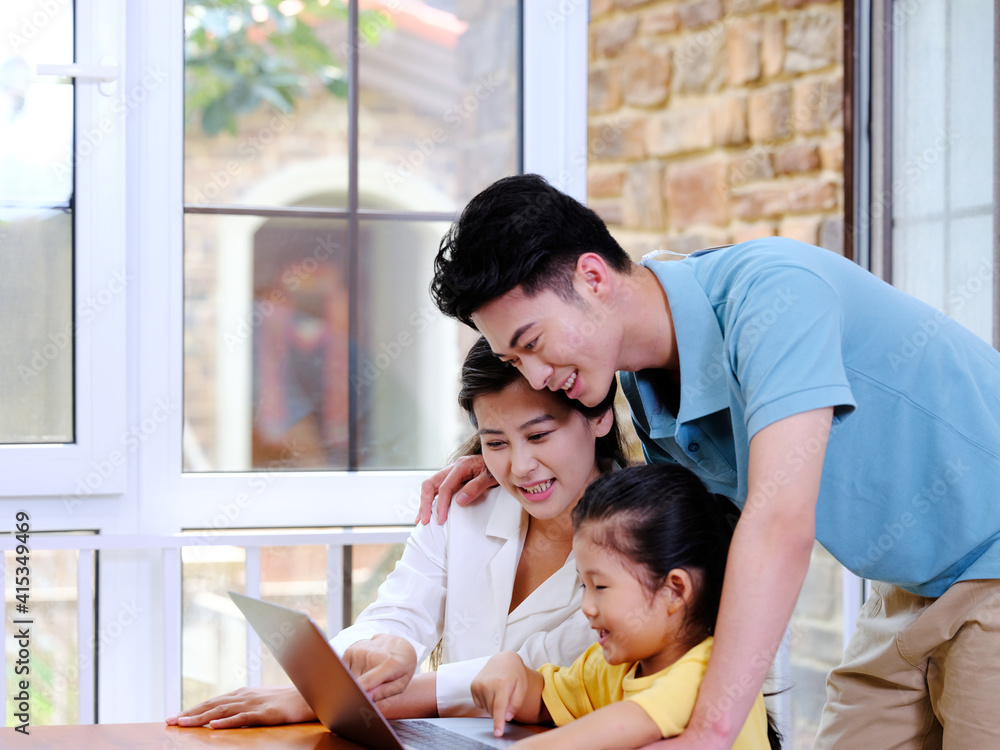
[329,486,595,716]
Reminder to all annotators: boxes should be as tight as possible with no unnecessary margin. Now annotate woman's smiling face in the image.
[473,380,611,522]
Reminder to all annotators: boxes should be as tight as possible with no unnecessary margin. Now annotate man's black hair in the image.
[431,174,632,328]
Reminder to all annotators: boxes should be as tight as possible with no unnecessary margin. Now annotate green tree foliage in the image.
[185,0,388,136]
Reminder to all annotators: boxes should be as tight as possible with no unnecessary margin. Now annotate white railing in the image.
[0,528,411,723]
[1,531,864,738]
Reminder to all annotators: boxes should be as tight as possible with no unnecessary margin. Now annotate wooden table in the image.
[0,722,363,749]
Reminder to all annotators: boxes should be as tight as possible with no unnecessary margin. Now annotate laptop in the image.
[228,592,544,750]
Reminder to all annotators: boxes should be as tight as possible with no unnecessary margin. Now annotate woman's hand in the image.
[343,634,418,701]
[417,454,497,525]
[471,651,540,737]
[165,684,315,729]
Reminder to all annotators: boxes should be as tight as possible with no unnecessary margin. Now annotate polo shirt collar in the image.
[634,258,730,435]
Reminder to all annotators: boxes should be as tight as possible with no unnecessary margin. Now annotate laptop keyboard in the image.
[391,719,501,750]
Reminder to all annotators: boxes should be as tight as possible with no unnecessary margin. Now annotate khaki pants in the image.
[814,579,1000,749]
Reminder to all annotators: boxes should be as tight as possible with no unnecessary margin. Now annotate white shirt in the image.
[328,486,595,716]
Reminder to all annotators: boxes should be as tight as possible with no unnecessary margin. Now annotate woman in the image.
[167,336,628,728]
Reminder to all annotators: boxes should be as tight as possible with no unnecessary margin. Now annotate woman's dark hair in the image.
[431,174,633,329]
[455,336,628,472]
[572,464,782,750]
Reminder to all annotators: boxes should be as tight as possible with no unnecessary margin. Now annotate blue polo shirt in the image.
[620,238,1000,597]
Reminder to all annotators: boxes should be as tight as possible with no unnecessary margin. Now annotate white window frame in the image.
[40,0,587,723]
[0,0,126,498]
[132,0,590,534]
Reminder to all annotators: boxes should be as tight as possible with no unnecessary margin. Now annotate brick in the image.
[728,146,774,188]
[714,94,748,147]
[588,169,626,198]
[823,76,844,129]
[819,216,845,255]
[820,140,844,171]
[724,0,776,13]
[785,11,841,73]
[616,233,661,263]
[787,181,838,213]
[590,0,615,18]
[590,200,624,226]
[748,86,793,142]
[674,23,727,93]
[792,79,824,133]
[680,0,724,29]
[624,42,671,107]
[727,18,762,86]
[663,230,730,254]
[588,64,623,114]
[590,117,646,160]
[623,162,666,229]
[733,222,776,243]
[761,17,785,77]
[642,7,681,35]
[592,16,640,59]
[780,215,821,245]
[732,187,786,220]
[665,159,729,228]
[773,142,821,175]
[645,108,713,157]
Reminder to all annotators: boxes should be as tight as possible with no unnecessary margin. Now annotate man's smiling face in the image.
[471,283,621,408]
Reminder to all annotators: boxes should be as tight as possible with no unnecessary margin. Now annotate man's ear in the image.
[575,253,612,297]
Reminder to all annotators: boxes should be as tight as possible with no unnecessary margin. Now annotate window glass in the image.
[357,0,520,209]
[182,0,518,472]
[891,0,994,344]
[181,540,404,708]
[183,0,349,206]
[183,213,464,471]
[0,2,74,443]
[785,544,843,748]
[4,548,83,725]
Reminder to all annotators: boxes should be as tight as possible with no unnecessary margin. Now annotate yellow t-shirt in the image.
[539,638,771,750]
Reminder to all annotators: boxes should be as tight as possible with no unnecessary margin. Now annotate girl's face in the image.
[472,381,612,522]
[574,525,692,677]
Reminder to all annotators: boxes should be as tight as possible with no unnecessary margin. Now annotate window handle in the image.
[36,57,118,95]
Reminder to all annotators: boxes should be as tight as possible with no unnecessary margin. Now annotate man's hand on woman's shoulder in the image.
[417,454,497,525]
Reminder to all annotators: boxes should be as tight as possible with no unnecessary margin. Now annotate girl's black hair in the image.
[571,463,782,750]
[456,336,628,472]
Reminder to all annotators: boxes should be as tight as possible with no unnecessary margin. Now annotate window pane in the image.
[181,541,405,708]
[358,0,520,210]
[184,213,466,472]
[0,2,74,443]
[181,545,246,707]
[891,0,994,345]
[4,548,83,726]
[183,1,349,206]
[786,544,843,749]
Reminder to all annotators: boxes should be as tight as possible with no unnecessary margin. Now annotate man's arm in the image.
[650,407,831,749]
[417,454,497,525]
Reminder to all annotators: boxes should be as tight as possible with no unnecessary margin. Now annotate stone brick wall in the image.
[588,3,848,747]
[588,0,845,259]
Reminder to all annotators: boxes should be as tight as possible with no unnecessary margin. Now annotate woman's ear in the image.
[664,568,696,617]
[592,405,614,438]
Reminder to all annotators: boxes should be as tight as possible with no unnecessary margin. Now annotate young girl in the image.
[169,337,628,728]
[471,463,781,750]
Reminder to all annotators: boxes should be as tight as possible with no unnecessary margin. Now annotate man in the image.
[421,174,1000,749]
